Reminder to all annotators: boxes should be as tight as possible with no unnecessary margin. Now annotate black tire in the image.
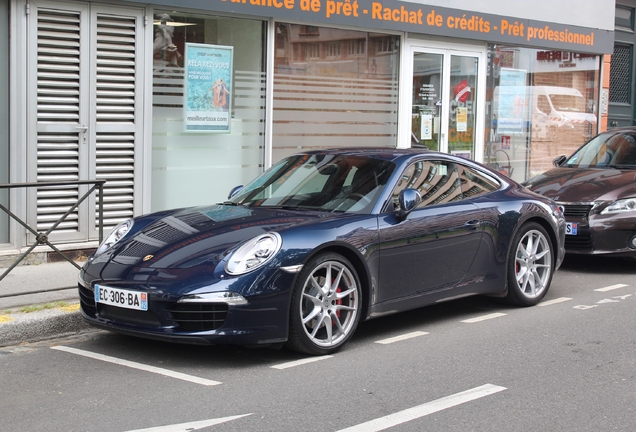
[505,222,554,306]
[286,252,362,355]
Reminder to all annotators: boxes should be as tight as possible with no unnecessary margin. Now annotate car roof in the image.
[294,147,503,178]
[296,147,435,162]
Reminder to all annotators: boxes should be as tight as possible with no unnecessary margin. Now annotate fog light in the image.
[629,236,636,249]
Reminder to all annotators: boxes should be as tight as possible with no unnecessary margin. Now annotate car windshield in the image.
[565,132,636,169]
[228,154,396,213]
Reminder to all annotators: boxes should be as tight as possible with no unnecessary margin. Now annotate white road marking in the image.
[594,284,628,292]
[51,346,221,386]
[375,331,429,345]
[124,414,252,431]
[538,297,573,306]
[336,384,507,432]
[270,355,333,370]
[597,298,620,304]
[460,312,507,323]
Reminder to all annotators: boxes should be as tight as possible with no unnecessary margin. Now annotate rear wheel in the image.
[286,252,362,355]
[505,222,554,306]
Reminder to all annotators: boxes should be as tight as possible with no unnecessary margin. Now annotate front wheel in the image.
[505,222,554,306]
[286,252,362,355]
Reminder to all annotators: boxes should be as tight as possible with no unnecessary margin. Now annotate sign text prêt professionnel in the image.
[139,0,614,54]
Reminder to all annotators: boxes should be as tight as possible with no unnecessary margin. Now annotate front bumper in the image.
[561,202,636,256]
[77,266,297,346]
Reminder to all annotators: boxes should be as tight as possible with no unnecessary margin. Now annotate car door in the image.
[377,159,483,302]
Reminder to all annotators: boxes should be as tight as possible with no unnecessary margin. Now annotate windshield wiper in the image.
[219,201,241,206]
[266,205,309,210]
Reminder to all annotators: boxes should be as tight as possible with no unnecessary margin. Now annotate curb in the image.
[0,306,92,347]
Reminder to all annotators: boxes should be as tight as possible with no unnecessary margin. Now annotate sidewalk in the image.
[0,261,93,347]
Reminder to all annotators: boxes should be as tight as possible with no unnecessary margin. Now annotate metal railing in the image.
[0,180,106,282]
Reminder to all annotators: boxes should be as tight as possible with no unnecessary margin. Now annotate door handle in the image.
[464,220,481,231]
[76,125,88,144]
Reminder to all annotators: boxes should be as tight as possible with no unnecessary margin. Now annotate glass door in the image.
[411,51,444,151]
[447,54,479,159]
[405,44,485,162]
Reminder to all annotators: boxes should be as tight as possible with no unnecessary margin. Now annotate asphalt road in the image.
[1,254,635,432]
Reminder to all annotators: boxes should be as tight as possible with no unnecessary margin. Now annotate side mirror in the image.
[397,188,421,220]
[553,155,567,167]
[228,185,244,199]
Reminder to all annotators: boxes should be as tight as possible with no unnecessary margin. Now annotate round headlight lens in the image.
[225,233,282,275]
[94,219,133,257]
[601,198,636,215]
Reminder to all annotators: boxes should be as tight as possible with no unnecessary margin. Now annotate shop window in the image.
[273,23,399,162]
[485,45,599,182]
[151,12,266,212]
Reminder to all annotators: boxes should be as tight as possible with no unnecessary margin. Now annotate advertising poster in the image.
[496,68,527,134]
[456,107,468,132]
[420,114,433,140]
[184,43,233,133]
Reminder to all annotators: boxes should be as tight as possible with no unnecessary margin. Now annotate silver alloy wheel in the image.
[514,229,552,298]
[299,260,359,348]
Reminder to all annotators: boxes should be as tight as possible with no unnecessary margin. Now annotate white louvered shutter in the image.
[28,2,90,243]
[89,7,145,237]
[27,1,145,244]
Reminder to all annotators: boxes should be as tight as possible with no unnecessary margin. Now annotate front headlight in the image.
[225,232,282,275]
[601,198,636,215]
[94,219,133,257]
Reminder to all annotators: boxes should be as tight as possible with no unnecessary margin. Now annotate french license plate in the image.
[94,284,148,311]
[566,222,578,235]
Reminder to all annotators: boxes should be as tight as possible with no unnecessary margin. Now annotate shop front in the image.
[144,0,612,202]
[3,0,613,251]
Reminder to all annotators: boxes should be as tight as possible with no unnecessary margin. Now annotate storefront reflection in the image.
[485,45,600,182]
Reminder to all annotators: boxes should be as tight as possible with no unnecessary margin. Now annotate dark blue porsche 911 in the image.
[78,148,566,355]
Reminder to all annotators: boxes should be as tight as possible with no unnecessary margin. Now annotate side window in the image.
[391,160,462,210]
[459,165,500,199]
[605,133,636,165]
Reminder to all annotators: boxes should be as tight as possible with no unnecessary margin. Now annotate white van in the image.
[493,85,597,138]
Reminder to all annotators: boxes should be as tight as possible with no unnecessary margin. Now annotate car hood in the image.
[92,204,334,270]
[524,167,636,202]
